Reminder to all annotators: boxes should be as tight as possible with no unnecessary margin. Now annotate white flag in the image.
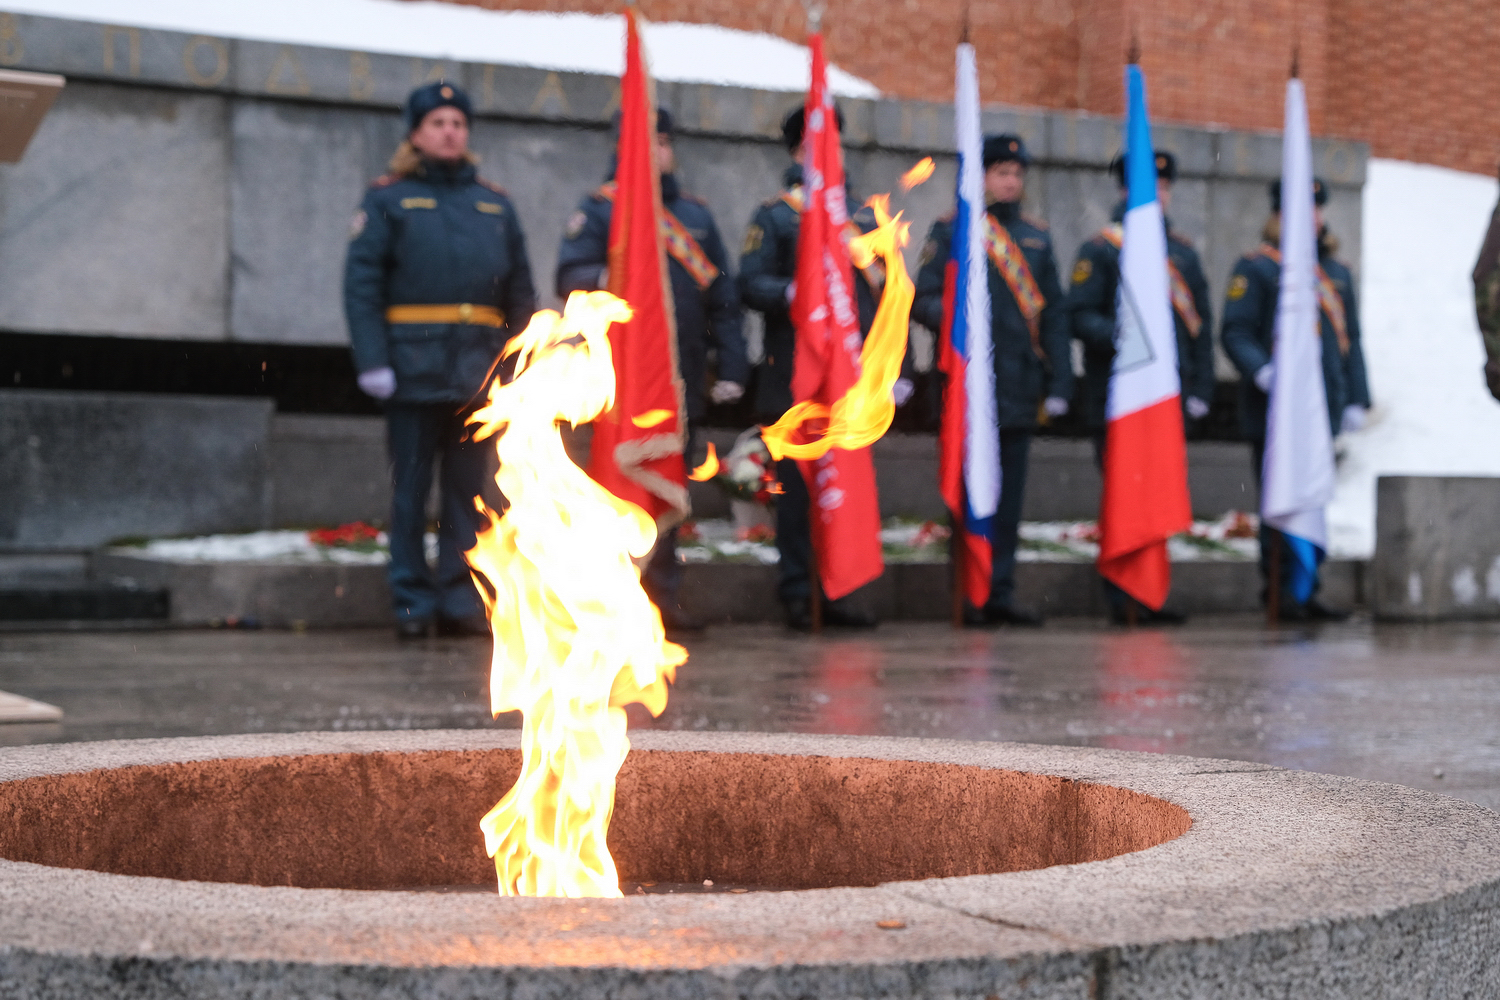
[1262,77,1334,579]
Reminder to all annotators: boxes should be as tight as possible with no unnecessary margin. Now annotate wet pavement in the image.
[0,616,1497,811]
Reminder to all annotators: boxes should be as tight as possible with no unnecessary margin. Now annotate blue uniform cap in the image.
[982,133,1030,168]
[405,81,473,133]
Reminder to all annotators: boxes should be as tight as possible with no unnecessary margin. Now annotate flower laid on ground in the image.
[738,523,775,543]
[309,521,382,548]
[713,427,781,504]
[678,520,701,543]
[880,518,952,562]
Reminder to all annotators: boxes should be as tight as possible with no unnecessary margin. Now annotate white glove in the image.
[357,367,397,400]
[1042,396,1069,417]
[1340,404,1367,434]
[785,280,797,305]
[710,380,745,404]
[892,378,915,407]
[1253,363,1274,393]
[1185,396,1210,420]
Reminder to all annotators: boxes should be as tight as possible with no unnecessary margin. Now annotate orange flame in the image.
[465,290,686,898]
[760,194,914,461]
[901,156,935,191]
[688,442,719,481]
[630,408,674,428]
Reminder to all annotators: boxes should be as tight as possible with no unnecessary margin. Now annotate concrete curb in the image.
[0,730,1495,997]
[92,551,1365,627]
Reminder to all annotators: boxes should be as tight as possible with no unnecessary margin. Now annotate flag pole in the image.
[951,495,965,629]
[1263,46,1299,631]
[949,4,970,632]
[803,0,824,633]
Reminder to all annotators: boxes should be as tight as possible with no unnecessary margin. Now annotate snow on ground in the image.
[7,0,879,97]
[125,530,435,565]
[1329,159,1500,557]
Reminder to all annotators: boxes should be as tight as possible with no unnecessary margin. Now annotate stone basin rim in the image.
[0,729,1496,998]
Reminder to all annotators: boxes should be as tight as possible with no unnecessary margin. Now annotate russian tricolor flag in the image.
[1097,63,1193,610]
[1261,76,1333,601]
[938,42,1000,609]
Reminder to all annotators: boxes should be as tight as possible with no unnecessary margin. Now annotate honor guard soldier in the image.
[344,81,537,639]
[913,133,1072,628]
[1221,177,1370,621]
[739,104,887,631]
[556,106,748,633]
[1066,149,1211,625]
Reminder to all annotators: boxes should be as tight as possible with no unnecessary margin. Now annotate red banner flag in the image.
[790,33,883,601]
[586,7,688,529]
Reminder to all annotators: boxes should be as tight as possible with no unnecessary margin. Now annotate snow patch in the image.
[8,0,879,96]
[1328,158,1500,558]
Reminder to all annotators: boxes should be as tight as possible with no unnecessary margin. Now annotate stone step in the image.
[91,550,1364,629]
[0,584,169,624]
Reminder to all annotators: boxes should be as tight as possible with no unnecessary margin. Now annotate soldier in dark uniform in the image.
[739,104,883,631]
[344,81,536,639]
[912,134,1072,627]
[1065,150,1212,625]
[1220,177,1370,621]
[555,106,749,633]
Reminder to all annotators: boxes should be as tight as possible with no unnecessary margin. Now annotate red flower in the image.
[310,521,381,548]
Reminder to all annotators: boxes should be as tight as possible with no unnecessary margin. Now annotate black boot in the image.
[824,596,878,629]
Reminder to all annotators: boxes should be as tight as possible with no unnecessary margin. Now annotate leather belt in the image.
[385,304,506,328]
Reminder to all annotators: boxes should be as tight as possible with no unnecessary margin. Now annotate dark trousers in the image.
[640,429,695,608]
[385,402,492,624]
[983,429,1032,610]
[775,457,812,604]
[1249,439,1318,606]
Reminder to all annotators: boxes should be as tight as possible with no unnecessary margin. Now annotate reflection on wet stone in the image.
[1,620,1498,814]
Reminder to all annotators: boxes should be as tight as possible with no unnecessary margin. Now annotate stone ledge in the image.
[0,730,1492,997]
[0,10,1367,180]
[91,551,1365,627]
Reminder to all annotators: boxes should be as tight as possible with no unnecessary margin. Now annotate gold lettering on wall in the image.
[182,36,229,87]
[265,46,311,95]
[102,25,141,77]
[529,72,572,116]
[349,52,374,100]
[0,14,24,66]
[411,59,452,85]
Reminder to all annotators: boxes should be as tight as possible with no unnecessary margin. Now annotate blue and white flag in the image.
[1262,77,1334,602]
[938,41,1000,608]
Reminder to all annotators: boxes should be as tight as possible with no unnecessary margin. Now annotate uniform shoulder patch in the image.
[742,223,764,255]
[478,178,509,196]
[1022,213,1050,232]
[1071,258,1093,286]
[564,210,589,240]
[1227,274,1250,301]
[369,173,400,189]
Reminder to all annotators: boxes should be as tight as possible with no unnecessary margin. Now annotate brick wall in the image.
[431,0,1491,176]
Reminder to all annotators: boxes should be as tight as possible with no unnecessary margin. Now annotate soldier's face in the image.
[409,106,470,162]
[984,161,1025,204]
[655,133,676,175]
